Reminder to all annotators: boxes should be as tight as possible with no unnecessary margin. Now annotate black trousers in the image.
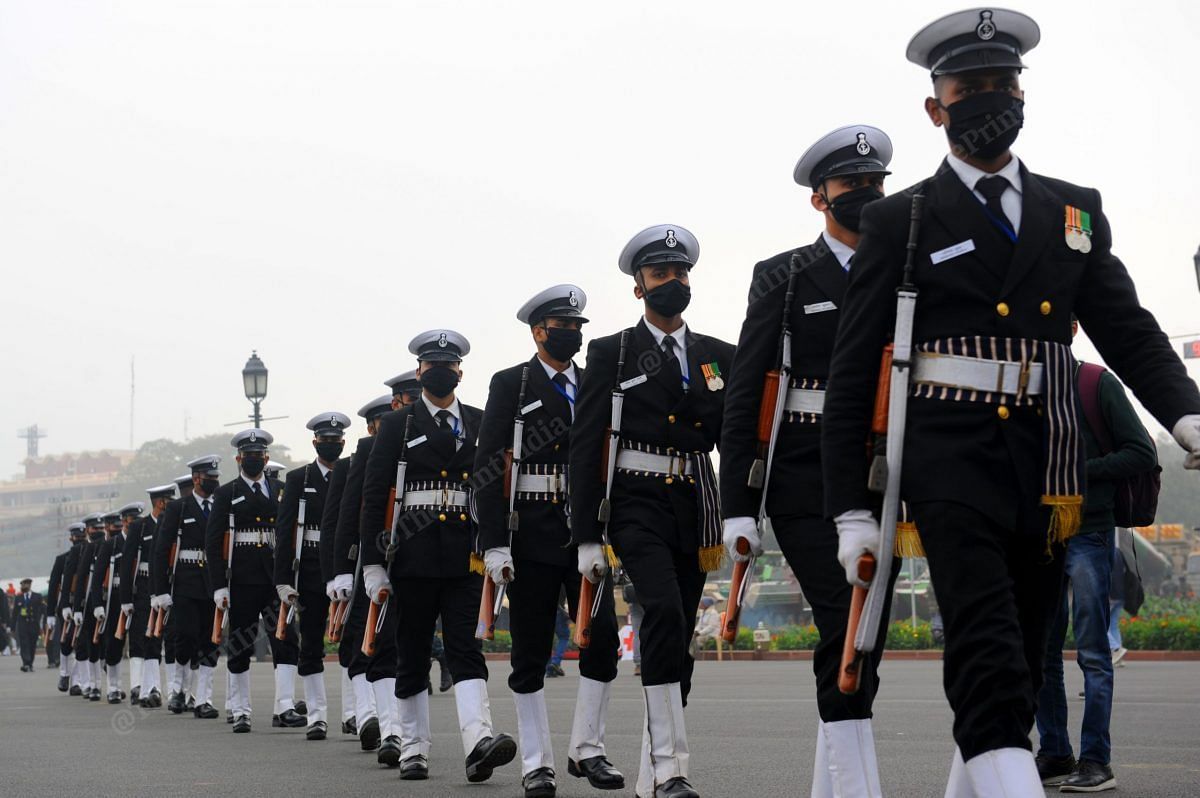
[340,582,397,682]
[775,514,897,723]
[59,618,74,659]
[611,526,706,701]
[296,588,329,676]
[162,605,177,665]
[393,574,487,698]
[79,614,99,663]
[46,627,60,665]
[18,625,37,668]
[127,589,160,661]
[226,583,298,673]
[508,557,619,694]
[172,595,218,669]
[913,501,1065,761]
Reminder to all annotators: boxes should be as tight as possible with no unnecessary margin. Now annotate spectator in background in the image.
[1109,534,1127,666]
[690,597,721,658]
[545,592,570,678]
[13,578,44,672]
[1036,322,1156,793]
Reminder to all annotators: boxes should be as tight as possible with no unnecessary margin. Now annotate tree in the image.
[1153,433,1200,531]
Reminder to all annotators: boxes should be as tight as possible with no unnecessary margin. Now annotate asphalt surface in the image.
[3,656,1198,797]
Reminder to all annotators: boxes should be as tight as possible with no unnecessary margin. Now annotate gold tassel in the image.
[697,544,725,573]
[603,545,621,572]
[893,522,925,558]
[468,551,486,575]
[1041,494,1083,554]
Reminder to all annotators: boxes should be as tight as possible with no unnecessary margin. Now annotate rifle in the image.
[477,366,530,640]
[94,543,114,644]
[839,188,926,695]
[330,545,362,643]
[363,413,413,657]
[277,466,310,641]
[576,330,629,649]
[60,570,77,644]
[153,502,187,638]
[213,489,236,646]
[724,253,803,643]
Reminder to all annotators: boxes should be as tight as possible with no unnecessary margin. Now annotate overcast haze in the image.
[3,0,1199,475]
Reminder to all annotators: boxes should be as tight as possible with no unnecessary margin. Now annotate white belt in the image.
[137,563,150,576]
[913,352,1045,396]
[615,449,693,477]
[514,473,566,494]
[109,576,121,587]
[302,529,321,545]
[785,388,826,415]
[403,489,470,509]
[233,529,276,546]
[177,548,205,564]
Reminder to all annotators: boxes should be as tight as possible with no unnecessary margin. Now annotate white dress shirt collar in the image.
[946,151,1023,195]
[821,230,856,270]
[536,355,577,389]
[240,473,268,494]
[421,394,462,428]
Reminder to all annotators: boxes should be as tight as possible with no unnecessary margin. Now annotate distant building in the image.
[0,450,133,579]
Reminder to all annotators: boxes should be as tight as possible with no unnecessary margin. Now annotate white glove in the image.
[276,584,298,605]
[484,547,515,585]
[73,611,83,626]
[213,587,230,609]
[363,564,391,604]
[158,594,173,610]
[333,573,353,600]
[723,516,763,562]
[325,579,339,602]
[93,606,105,620]
[47,616,56,630]
[1172,414,1200,469]
[121,603,134,616]
[835,509,881,589]
[577,543,608,584]
[62,607,73,622]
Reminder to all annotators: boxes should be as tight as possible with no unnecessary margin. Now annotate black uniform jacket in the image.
[48,550,67,613]
[119,515,156,604]
[56,541,83,613]
[359,400,482,579]
[12,591,44,628]
[721,236,846,520]
[822,159,1200,525]
[321,452,353,583]
[274,460,335,591]
[73,536,104,611]
[89,532,125,610]
[154,495,212,600]
[205,475,279,591]
[474,356,579,568]
[570,319,735,549]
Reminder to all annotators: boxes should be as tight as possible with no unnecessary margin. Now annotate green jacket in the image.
[1079,367,1156,536]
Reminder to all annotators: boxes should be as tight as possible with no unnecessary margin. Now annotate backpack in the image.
[1076,362,1162,528]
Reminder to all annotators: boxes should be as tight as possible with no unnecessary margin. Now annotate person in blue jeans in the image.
[545,595,570,678]
[1036,325,1156,793]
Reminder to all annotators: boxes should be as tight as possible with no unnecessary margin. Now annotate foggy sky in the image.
[3,0,1199,476]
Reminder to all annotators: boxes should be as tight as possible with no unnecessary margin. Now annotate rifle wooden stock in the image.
[501,450,514,499]
[61,618,73,644]
[325,602,338,642]
[212,605,225,646]
[748,370,783,488]
[362,589,388,657]
[574,577,596,649]
[837,554,877,695]
[148,606,162,638]
[92,617,102,644]
[274,601,290,641]
[871,344,894,436]
[722,539,752,642]
[476,575,496,641]
[330,600,349,642]
[114,608,127,640]
[221,530,231,561]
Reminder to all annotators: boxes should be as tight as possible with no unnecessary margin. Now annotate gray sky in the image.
[3,0,1199,475]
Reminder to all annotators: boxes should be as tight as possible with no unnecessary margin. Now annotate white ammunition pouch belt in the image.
[177,548,205,564]
[514,464,568,500]
[233,529,276,547]
[616,443,694,479]
[913,352,1045,396]
[137,562,150,576]
[402,481,470,511]
[302,527,322,547]
[784,388,826,416]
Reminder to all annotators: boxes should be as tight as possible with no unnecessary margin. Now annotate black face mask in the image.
[420,365,460,399]
[643,278,691,317]
[315,441,344,462]
[941,91,1024,161]
[823,185,884,233]
[541,326,582,362]
[200,477,220,496]
[240,455,266,478]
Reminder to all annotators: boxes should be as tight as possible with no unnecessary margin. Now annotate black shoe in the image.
[130,687,140,705]
[306,721,327,741]
[273,709,306,728]
[185,695,195,711]
[194,702,219,719]
[523,766,557,797]
[89,688,102,701]
[57,676,69,692]
[400,754,429,780]
[141,689,162,709]
[294,700,307,715]
[167,691,185,713]
[1036,753,1077,785]
[69,685,82,696]
[226,711,234,724]
[545,665,562,678]
[656,776,699,798]
[1060,760,1116,793]
[119,690,127,701]
[465,733,517,783]
[19,665,28,672]
[341,716,357,735]
[107,691,122,704]
[233,715,251,733]
[378,735,401,767]
[359,716,381,751]
[438,661,452,692]
[569,756,625,790]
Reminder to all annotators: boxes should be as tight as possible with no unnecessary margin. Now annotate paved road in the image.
[3,657,1198,796]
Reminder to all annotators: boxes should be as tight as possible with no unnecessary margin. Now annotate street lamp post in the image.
[1193,245,1200,295]
[242,351,269,428]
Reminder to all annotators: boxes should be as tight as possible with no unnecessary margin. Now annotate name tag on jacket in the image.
[803,301,837,315]
[930,239,976,265]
